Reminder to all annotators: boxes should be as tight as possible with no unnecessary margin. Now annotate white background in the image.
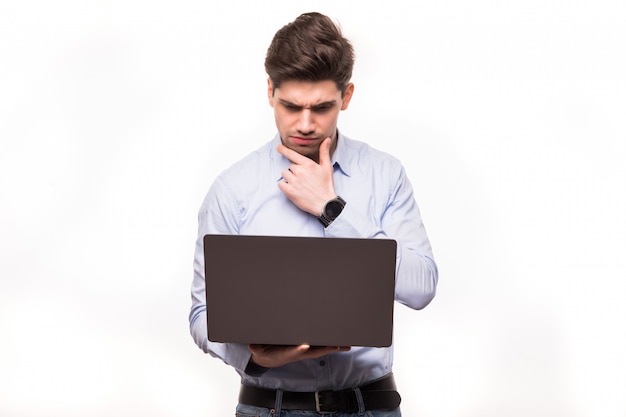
[1,1,625,416]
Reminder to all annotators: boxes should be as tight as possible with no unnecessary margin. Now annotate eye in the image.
[311,103,334,113]
[280,102,301,112]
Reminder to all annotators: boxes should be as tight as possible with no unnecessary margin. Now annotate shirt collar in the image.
[272,130,352,182]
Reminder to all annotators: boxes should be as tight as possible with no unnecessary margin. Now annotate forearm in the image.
[189,187,252,371]
[189,303,252,371]
[394,243,438,309]
[324,180,438,310]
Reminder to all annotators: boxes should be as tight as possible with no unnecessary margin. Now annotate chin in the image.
[288,144,317,158]
[298,150,318,161]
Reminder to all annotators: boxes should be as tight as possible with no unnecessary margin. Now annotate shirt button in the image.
[319,360,326,366]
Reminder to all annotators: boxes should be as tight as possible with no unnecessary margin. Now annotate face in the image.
[268,79,354,162]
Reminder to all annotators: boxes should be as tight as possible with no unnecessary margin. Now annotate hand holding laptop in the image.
[249,344,351,369]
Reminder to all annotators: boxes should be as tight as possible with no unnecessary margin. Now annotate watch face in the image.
[325,200,344,219]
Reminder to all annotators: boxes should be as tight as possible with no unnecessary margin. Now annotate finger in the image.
[284,345,311,361]
[277,144,308,164]
[281,168,295,183]
[318,137,332,167]
[298,345,344,359]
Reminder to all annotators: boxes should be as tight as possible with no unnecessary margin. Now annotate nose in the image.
[296,109,315,135]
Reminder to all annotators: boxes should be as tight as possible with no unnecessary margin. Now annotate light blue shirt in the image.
[189,131,438,391]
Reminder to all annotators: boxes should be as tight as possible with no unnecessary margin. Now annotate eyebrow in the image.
[278,99,337,111]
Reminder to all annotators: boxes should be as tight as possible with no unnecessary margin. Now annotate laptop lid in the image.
[203,234,397,347]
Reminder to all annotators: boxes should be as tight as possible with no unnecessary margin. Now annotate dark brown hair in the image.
[265,12,355,96]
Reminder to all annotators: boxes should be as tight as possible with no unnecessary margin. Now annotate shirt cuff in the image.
[244,359,271,377]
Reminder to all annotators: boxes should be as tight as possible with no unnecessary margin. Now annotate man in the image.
[189,12,438,416]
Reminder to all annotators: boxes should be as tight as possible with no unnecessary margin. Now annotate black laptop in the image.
[203,234,397,347]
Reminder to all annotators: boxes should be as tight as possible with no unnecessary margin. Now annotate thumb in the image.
[319,137,332,166]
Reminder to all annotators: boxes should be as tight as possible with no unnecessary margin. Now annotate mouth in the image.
[290,136,320,146]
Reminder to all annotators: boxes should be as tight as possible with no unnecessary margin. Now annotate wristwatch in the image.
[318,196,346,227]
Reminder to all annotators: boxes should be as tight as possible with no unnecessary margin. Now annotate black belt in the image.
[239,374,401,413]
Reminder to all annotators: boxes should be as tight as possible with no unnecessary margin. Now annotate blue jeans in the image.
[235,403,402,417]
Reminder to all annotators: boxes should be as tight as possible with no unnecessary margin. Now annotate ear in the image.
[340,83,355,111]
[267,78,275,107]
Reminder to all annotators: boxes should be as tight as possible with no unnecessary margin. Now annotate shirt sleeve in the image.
[188,177,253,373]
[324,164,438,310]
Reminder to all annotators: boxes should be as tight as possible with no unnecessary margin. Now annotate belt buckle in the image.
[315,390,337,414]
